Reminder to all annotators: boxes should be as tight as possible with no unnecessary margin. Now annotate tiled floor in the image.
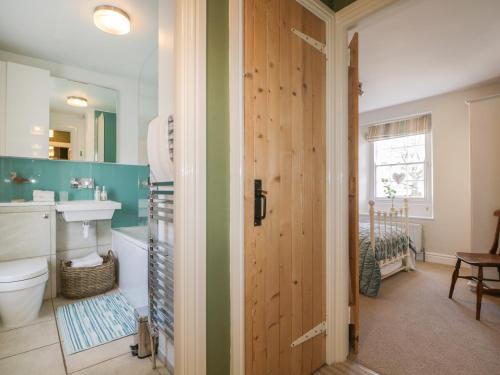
[0,295,170,375]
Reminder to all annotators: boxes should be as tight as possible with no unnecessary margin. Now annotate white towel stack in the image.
[33,190,55,202]
[70,252,103,268]
[147,115,174,183]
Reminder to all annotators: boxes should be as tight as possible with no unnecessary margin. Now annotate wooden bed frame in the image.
[368,199,411,279]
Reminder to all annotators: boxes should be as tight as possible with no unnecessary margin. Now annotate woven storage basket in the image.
[60,250,115,299]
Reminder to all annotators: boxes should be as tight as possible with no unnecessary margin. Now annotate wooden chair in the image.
[448,209,500,320]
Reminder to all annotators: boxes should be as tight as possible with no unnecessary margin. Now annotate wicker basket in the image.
[60,250,115,299]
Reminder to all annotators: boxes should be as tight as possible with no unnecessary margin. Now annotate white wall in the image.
[157,0,175,371]
[0,49,140,165]
[84,108,95,161]
[138,79,158,165]
[360,79,500,259]
[470,96,500,251]
[0,62,6,155]
[158,0,175,118]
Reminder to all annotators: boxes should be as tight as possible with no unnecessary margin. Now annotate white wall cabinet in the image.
[1,61,50,158]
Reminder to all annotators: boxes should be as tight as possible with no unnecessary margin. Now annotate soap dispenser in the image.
[101,186,108,201]
[94,186,101,201]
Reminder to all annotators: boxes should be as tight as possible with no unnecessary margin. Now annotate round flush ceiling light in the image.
[67,96,88,108]
[93,5,130,35]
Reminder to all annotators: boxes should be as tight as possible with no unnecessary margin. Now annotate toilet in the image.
[0,258,48,328]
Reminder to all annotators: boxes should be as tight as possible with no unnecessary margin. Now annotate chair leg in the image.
[449,258,461,299]
[476,266,483,321]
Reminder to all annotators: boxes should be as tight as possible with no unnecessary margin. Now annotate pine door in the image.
[244,0,326,373]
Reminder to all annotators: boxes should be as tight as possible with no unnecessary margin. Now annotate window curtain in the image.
[366,114,431,142]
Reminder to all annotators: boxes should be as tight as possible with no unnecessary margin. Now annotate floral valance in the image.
[366,114,431,142]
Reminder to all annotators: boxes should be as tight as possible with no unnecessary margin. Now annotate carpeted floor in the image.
[315,361,379,374]
[357,262,500,375]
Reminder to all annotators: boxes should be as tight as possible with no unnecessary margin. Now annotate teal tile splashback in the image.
[0,157,149,228]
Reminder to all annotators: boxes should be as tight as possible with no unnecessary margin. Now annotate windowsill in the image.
[372,197,428,203]
[359,212,434,221]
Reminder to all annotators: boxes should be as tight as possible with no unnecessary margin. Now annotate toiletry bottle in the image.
[101,186,108,201]
[95,186,101,201]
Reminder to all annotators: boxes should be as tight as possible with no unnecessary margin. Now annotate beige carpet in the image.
[356,262,500,375]
[315,361,379,374]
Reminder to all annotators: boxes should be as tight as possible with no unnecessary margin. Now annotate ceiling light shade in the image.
[93,5,130,35]
[67,96,88,108]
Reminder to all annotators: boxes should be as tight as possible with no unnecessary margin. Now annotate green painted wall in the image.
[320,0,335,9]
[0,157,149,228]
[95,110,117,163]
[321,0,356,11]
[332,0,357,11]
[207,0,230,374]
[204,0,357,373]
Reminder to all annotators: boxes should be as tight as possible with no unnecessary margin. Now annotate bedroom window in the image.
[367,114,433,217]
[374,134,427,199]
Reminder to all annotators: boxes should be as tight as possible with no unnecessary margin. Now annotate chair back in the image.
[490,210,500,255]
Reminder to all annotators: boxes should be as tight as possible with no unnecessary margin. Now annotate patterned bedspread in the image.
[359,222,416,297]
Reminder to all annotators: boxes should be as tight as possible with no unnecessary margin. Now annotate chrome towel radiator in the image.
[148,180,174,368]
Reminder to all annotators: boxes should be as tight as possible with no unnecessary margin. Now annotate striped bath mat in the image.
[56,292,137,355]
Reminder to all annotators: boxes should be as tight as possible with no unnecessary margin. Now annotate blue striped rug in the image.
[56,292,137,355]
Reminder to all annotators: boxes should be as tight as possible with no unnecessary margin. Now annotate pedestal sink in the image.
[55,200,122,222]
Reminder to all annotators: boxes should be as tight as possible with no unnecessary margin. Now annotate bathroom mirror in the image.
[0,1,159,165]
[49,77,118,162]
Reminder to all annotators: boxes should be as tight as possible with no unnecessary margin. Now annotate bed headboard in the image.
[368,199,409,253]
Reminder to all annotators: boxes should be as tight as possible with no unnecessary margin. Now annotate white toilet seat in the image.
[0,258,49,328]
[0,272,48,292]
[0,258,48,292]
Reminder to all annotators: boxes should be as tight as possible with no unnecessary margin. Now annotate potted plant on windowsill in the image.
[382,172,406,210]
[381,178,396,210]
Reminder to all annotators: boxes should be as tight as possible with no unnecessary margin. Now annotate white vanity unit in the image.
[0,202,56,299]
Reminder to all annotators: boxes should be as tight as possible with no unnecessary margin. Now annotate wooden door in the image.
[348,32,360,354]
[244,0,326,374]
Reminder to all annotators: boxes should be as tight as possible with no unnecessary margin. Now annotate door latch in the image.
[254,179,267,226]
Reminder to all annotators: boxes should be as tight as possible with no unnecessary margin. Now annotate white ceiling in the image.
[351,0,500,112]
[0,0,158,80]
[50,77,117,115]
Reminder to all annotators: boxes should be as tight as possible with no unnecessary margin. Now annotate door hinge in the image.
[291,27,326,55]
[291,321,326,348]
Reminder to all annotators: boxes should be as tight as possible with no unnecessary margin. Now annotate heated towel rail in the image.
[148,180,174,367]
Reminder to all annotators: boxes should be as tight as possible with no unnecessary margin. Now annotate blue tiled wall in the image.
[0,157,149,228]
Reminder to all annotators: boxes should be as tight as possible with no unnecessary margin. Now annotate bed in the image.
[359,199,417,297]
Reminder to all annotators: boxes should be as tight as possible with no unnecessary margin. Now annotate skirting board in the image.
[425,252,470,268]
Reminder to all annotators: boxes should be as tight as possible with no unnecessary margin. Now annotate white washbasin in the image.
[55,200,121,222]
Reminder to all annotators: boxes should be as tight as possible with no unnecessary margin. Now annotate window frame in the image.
[369,131,434,218]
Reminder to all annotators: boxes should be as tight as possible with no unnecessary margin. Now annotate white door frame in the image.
[229,1,338,373]
[175,0,207,374]
[330,0,396,362]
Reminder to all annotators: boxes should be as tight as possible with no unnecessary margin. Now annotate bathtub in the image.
[112,226,148,310]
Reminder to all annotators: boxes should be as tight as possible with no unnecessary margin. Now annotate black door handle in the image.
[254,179,267,226]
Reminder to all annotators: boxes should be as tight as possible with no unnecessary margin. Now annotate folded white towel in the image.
[33,190,55,202]
[147,115,174,183]
[70,252,103,268]
[33,192,54,197]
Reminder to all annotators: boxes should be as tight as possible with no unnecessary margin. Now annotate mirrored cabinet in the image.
[0,61,118,162]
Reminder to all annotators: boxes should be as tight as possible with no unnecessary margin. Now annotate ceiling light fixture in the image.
[67,96,88,108]
[93,5,130,35]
